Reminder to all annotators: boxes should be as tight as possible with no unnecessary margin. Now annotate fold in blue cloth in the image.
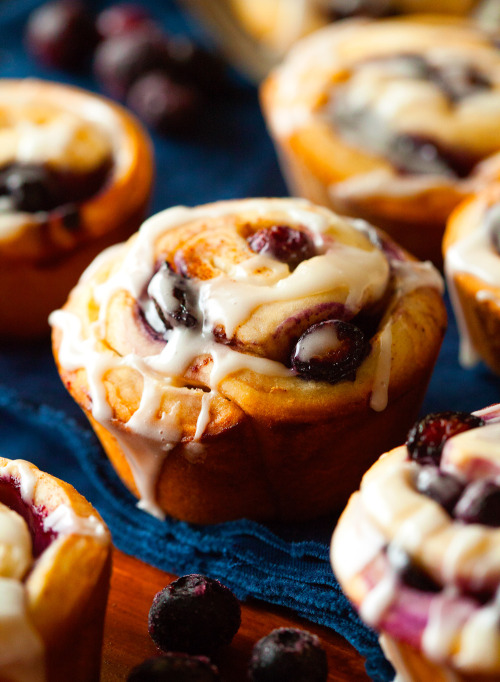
[1,2,500,681]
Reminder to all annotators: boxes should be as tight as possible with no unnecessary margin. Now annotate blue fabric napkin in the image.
[1,2,500,680]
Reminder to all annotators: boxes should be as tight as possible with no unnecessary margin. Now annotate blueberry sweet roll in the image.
[332,405,500,682]
[51,198,446,524]
[261,16,500,266]
[444,183,500,375]
[0,457,111,682]
[193,1,494,79]
[0,79,153,338]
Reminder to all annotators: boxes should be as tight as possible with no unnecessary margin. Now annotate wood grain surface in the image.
[102,549,370,681]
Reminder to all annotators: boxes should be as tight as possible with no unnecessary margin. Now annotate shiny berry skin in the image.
[248,628,327,682]
[415,466,465,514]
[454,480,500,527]
[387,544,441,593]
[247,225,315,270]
[127,654,219,682]
[406,411,484,466]
[127,72,201,134]
[96,4,153,39]
[291,320,368,384]
[93,29,169,99]
[148,574,241,656]
[1,164,60,213]
[25,0,99,70]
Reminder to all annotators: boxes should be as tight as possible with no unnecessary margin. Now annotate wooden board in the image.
[102,549,370,681]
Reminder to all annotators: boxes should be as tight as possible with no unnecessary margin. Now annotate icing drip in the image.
[51,198,442,517]
[370,323,392,412]
[360,571,398,626]
[43,504,107,541]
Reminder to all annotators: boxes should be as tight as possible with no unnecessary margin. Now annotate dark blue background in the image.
[0,2,499,680]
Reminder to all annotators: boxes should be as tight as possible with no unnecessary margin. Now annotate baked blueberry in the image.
[93,28,170,99]
[127,72,201,135]
[454,480,500,527]
[247,225,315,270]
[147,262,198,330]
[2,164,60,213]
[148,574,241,656]
[387,544,441,593]
[25,0,98,70]
[415,466,465,514]
[291,319,368,384]
[248,628,328,682]
[127,654,219,682]
[406,411,484,466]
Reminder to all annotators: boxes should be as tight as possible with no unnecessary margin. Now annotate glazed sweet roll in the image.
[188,0,494,80]
[51,198,446,524]
[261,16,500,266]
[444,183,500,375]
[0,79,153,338]
[0,457,111,682]
[332,405,500,682]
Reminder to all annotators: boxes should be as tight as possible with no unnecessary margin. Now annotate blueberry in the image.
[127,654,219,682]
[25,0,99,70]
[148,262,198,330]
[3,164,60,213]
[96,4,154,39]
[248,628,327,682]
[387,544,441,593]
[93,28,170,99]
[126,72,201,135]
[454,480,500,527]
[247,225,316,270]
[291,319,368,384]
[390,133,479,179]
[415,466,465,514]
[406,411,484,466]
[148,574,241,656]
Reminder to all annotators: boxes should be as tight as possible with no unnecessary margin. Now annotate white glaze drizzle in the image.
[370,322,392,412]
[267,19,500,200]
[50,198,441,517]
[43,504,107,541]
[360,570,398,627]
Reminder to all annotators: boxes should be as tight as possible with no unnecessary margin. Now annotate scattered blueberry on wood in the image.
[248,628,328,682]
[148,574,241,656]
[127,653,219,682]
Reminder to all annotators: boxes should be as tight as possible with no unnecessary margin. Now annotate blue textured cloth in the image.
[1,2,500,681]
